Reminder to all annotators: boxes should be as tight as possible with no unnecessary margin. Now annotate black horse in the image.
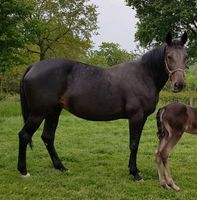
[18,32,188,181]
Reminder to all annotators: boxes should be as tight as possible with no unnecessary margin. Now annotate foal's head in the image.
[165,32,188,92]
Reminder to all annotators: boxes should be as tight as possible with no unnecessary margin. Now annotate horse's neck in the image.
[142,60,168,92]
[140,45,169,92]
[155,69,169,92]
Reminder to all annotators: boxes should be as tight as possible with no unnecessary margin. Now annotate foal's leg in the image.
[162,132,183,192]
[155,134,171,189]
[41,108,67,172]
[128,114,147,181]
[18,115,44,176]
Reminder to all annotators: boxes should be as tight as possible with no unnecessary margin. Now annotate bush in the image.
[160,91,197,106]
[0,93,6,101]
[0,65,25,94]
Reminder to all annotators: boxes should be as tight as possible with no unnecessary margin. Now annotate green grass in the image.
[0,96,197,200]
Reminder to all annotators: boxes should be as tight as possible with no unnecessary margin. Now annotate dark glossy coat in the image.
[17,33,188,181]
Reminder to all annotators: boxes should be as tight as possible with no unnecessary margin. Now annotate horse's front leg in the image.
[128,113,147,181]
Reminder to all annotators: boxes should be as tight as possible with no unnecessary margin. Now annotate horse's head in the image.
[165,32,188,92]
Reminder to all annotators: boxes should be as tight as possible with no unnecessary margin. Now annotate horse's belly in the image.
[60,95,126,121]
[69,110,126,121]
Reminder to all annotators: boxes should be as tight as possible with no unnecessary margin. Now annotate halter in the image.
[164,59,185,79]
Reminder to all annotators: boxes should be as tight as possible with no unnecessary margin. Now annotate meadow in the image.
[0,95,196,200]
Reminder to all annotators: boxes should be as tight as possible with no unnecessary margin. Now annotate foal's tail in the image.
[20,66,32,123]
[156,107,166,140]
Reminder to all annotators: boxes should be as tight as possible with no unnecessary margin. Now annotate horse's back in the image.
[22,58,113,116]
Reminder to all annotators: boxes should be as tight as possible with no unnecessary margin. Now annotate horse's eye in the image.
[167,55,172,60]
[185,54,189,59]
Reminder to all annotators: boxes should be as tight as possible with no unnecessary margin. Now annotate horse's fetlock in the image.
[160,180,167,187]
[17,163,27,175]
[129,167,138,176]
[167,178,174,186]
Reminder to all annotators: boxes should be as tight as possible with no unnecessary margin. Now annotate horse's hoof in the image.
[21,172,30,178]
[161,183,171,190]
[56,165,69,173]
[174,187,180,192]
[60,166,66,172]
[167,180,180,192]
[133,173,143,181]
[65,169,70,174]
[171,184,180,192]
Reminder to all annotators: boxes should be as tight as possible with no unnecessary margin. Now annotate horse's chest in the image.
[138,93,158,114]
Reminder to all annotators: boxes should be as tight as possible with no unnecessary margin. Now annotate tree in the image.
[0,0,34,72]
[126,0,197,61]
[87,42,135,66]
[25,0,98,60]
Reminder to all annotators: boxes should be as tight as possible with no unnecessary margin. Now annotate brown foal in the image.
[155,102,197,191]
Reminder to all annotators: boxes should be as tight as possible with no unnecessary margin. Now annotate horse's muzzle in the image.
[172,81,185,92]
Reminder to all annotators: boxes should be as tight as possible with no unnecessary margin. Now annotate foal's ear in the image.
[165,32,172,46]
[181,31,187,45]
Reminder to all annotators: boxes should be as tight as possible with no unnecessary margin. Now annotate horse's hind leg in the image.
[18,115,44,176]
[41,108,67,172]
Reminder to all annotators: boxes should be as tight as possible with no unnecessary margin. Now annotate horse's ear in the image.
[181,31,187,45]
[165,32,172,46]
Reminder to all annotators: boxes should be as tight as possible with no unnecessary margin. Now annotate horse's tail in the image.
[20,66,34,149]
[156,107,166,140]
[20,66,32,123]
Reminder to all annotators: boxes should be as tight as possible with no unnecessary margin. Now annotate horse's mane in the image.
[141,44,166,73]
[141,39,184,73]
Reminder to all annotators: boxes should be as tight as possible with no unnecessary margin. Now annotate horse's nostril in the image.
[175,82,185,90]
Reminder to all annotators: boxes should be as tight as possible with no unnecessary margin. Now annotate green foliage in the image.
[46,35,92,61]
[187,62,197,75]
[25,0,98,60]
[0,0,33,49]
[126,0,197,62]
[0,0,34,72]
[0,65,25,94]
[87,42,135,66]
[0,97,197,199]
[160,91,197,105]
[186,74,197,91]
[0,0,98,73]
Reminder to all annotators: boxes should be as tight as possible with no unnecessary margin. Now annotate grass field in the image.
[0,95,196,200]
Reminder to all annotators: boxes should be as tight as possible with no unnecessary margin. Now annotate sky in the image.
[90,0,138,52]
